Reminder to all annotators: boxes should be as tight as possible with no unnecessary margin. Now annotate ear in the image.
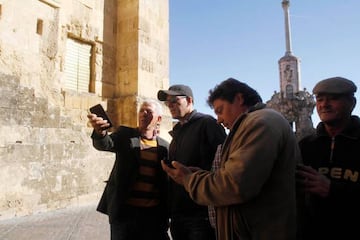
[186,96,194,105]
[350,97,356,112]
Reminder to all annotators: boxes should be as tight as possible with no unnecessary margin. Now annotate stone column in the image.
[111,0,171,140]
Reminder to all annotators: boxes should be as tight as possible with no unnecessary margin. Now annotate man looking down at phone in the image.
[161,78,300,240]
[87,99,170,240]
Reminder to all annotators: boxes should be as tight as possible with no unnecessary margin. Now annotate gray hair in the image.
[141,98,163,116]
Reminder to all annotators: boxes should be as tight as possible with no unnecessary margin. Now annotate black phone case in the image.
[89,104,113,129]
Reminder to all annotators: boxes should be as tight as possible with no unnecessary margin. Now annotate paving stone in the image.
[0,204,109,240]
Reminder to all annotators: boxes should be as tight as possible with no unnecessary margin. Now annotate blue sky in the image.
[169,0,360,125]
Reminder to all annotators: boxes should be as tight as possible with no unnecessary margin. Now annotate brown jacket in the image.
[184,107,300,240]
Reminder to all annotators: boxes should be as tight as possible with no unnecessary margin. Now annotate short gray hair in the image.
[141,98,163,116]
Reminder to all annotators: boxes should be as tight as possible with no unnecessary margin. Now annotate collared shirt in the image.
[208,144,222,228]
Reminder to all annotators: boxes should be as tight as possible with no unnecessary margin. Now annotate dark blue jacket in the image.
[298,116,360,239]
[167,110,227,217]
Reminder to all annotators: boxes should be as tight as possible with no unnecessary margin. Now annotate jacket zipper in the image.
[329,137,335,163]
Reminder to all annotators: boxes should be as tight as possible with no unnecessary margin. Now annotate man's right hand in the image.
[87,113,110,136]
[296,164,330,198]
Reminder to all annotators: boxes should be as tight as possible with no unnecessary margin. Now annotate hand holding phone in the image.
[89,104,113,130]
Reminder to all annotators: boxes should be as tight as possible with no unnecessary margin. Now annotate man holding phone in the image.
[87,99,170,240]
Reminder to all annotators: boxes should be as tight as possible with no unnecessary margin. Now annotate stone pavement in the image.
[0,204,110,240]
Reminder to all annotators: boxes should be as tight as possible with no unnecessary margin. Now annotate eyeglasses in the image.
[164,96,187,106]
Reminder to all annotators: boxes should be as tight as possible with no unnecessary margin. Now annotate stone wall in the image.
[0,72,114,219]
[0,0,169,219]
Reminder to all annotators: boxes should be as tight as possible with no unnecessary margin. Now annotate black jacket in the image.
[168,110,227,217]
[91,126,169,223]
[298,116,360,239]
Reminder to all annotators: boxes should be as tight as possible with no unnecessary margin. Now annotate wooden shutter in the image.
[64,38,91,93]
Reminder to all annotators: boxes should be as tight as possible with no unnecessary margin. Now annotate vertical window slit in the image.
[37,19,43,35]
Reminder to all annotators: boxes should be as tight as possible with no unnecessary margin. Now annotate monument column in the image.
[267,0,315,140]
[282,0,292,56]
[279,0,300,97]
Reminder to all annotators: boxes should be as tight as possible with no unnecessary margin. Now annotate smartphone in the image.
[89,104,113,129]
[163,156,174,168]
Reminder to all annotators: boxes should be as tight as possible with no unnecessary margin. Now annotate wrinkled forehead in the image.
[140,102,155,110]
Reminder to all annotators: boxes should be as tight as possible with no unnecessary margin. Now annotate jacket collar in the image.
[169,110,203,137]
[222,103,266,153]
[316,115,360,139]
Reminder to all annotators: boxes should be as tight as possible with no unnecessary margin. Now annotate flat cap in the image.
[157,84,194,101]
[313,76,357,95]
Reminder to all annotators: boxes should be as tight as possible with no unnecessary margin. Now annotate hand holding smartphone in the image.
[89,104,113,130]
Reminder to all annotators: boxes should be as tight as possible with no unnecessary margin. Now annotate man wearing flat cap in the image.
[157,84,226,240]
[296,76,360,239]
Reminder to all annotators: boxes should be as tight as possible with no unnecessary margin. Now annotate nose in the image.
[317,98,331,107]
[167,104,176,111]
[166,102,176,108]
